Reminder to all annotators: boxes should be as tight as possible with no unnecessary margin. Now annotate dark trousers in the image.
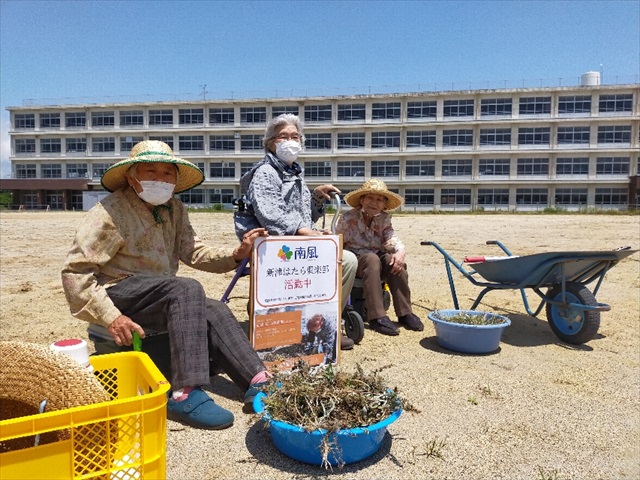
[106,275,265,391]
[356,252,412,320]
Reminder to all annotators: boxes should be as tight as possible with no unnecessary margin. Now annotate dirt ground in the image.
[1,211,639,479]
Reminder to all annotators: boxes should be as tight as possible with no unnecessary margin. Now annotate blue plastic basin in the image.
[254,392,402,466]
[428,310,511,354]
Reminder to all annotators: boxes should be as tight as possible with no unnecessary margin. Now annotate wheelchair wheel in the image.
[382,286,391,311]
[343,307,365,344]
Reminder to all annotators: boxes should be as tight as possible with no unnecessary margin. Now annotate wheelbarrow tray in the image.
[467,249,637,287]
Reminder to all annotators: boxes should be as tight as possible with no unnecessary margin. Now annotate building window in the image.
[91,111,115,127]
[240,162,254,176]
[42,163,62,178]
[443,99,474,117]
[209,107,234,124]
[371,160,399,177]
[180,188,205,204]
[478,188,509,205]
[148,136,174,149]
[240,134,262,150]
[518,127,550,145]
[555,188,587,205]
[120,136,144,151]
[15,139,36,154]
[516,188,548,205]
[149,109,173,125]
[92,163,113,179]
[441,188,471,205]
[406,160,435,177]
[371,131,400,148]
[337,132,365,149]
[557,126,590,144]
[66,163,88,178]
[556,157,589,175]
[407,101,437,119]
[66,138,87,153]
[519,96,551,115]
[406,130,436,147]
[40,138,61,153]
[479,159,510,176]
[209,162,236,178]
[209,188,234,204]
[517,158,549,175]
[558,95,591,114]
[240,107,266,124]
[442,159,472,176]
[15,114,35,129]
[92,137,115,152]
[481,98,512,116]
[120,110,144,126]
[304,161,332,177]
[304,105,332,122]
[40,113,61,129]
[337,161,365,177]
[405,188,434,205]
[372,102,401,120]
[597,125,631,144]
[70,193,83,210]
[272,106,299,118]
[16,164,36,178]
[210,135,236,151]
[480,128,511,145]
[65,112,86,128]
[179,135,204,151]
[179,109,204,125]
[337,104,365,121]
[595,188,628,205]
[598,94,633,113]
[596,157,630,175]
[443,129,473,147]
[305,133,332,150]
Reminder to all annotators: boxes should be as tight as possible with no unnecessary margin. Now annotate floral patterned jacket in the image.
[335,206,405,257]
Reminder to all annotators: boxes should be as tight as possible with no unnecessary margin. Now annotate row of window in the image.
[12,93,635,130]
[14,124,635,155]
[14,156,632,180]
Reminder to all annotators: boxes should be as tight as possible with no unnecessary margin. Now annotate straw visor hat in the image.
[344,179,404,211]
[101,140,204,194]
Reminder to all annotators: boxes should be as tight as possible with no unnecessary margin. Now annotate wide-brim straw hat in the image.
[344,179,404,211]
[101,140,204,194]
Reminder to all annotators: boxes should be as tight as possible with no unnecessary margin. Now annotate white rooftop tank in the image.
[581,71,601,86]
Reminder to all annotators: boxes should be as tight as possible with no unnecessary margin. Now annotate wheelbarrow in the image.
[422,240,637,344]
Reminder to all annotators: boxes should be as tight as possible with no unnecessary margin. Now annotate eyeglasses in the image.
[275,133,301,141]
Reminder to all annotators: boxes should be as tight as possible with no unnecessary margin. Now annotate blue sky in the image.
[1,0,638,177]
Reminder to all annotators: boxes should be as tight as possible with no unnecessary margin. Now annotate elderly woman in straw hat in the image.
[62,140,271,430]
[234,113,357,351]
[336,179,424,336]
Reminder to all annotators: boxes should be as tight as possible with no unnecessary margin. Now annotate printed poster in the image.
[250,235,342,370]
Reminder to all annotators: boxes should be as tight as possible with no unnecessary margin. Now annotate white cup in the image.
[50,338,93,373]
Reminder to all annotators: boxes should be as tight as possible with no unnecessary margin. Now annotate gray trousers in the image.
[106,275,265,391]
[356,252,412,320]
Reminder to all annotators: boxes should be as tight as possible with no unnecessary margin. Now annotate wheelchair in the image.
[349,277,392,324]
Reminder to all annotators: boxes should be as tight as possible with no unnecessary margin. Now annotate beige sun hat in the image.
[101,140,204,193]
[344,179,404,211]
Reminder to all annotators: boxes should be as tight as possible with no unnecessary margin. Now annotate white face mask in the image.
[275,140,302,165]
[136,181,175,206]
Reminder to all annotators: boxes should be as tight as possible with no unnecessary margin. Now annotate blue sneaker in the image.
[167,387,234,430]
[243,382,268,414]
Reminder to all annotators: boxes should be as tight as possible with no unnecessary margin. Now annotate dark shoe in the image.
[167,387,234,430]
[340,334,354,350]
[243,382,268,414]
[399,313,425,331]
[370,316,399,336]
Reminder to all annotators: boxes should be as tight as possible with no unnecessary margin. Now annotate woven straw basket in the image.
[0,341,110,452]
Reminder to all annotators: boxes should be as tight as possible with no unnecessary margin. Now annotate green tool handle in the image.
[132,331,142,352]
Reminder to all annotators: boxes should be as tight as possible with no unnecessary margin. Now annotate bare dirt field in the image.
[1,211,639,480]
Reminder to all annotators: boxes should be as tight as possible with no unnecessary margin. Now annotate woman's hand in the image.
[388,250,406,275]
[313,184,341,200]
[108,314,145,346]
[233,228,269,260]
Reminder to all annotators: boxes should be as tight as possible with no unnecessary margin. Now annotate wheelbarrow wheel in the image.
[546,282,600,345]
[343,307,365,344]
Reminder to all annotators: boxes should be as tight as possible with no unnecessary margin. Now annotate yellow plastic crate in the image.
[0,352,170,479]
